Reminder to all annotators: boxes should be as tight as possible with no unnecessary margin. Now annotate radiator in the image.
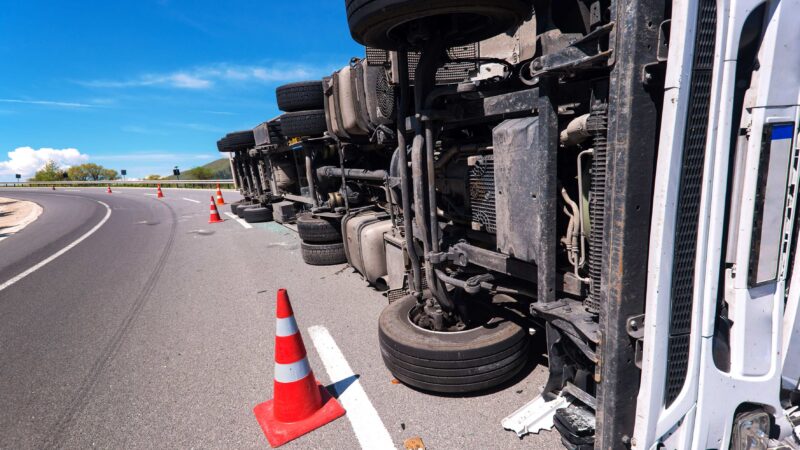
[468,154,496,233]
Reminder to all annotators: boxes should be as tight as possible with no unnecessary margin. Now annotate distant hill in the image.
[163,158,232,180]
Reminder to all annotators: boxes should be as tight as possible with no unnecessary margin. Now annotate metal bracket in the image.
[657,19,671,62]
[626,314,645,339]
[641,61,665,87]
[427,252,448,264]
[530,22,615,77]
[626,314,645,369]
[447,242,537,282]
[562,382,597,410]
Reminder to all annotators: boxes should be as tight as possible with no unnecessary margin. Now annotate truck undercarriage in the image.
[218,0,800,448]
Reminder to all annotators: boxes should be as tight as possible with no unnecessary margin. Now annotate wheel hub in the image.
[409,297,468,332]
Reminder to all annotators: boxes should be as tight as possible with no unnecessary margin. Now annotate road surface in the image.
[0,187,561,449]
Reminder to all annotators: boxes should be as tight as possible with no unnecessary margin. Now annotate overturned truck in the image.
[218,0,800,448]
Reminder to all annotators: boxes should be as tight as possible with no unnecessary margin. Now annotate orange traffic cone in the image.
[215,184,225,205]
[107,185,112,194]
[208,196,223,223]
[157,184,164,198]
[253,289,345,447]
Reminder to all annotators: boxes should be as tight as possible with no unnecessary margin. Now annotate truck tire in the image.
[280,110,328,138]
[242,205,273,223]
[236,203,252,218]
[217,130,256,152]
[297,213,342,243]
[300,241,347,266]
[231,201,252,215]
[378,295,530,393]
[346,0,529,50]
[276,81,325,112]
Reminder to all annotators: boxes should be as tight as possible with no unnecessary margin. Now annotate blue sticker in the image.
[771,124,795,141]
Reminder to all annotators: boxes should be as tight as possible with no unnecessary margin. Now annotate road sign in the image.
[121,169,127,176]
[15,174,21,180]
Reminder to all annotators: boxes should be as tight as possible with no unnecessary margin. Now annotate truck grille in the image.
[468,155,496,233]
[665,0,717,406]
[387,269,428,303]
[366,45,479,85]
[586,103,609,313]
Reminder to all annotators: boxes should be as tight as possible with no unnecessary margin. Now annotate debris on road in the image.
[502,394,571,438]
[403,436,425,450]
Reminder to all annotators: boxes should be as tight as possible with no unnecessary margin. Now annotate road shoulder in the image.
[0,196,43,242]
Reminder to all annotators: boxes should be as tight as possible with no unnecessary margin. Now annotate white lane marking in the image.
[144,193,157,196]
[0,202,44,243]
[64,189,81,192]
[223,212,252,229]
[0,200,112,293]
[308,326,395,450]
[182,197,201,203]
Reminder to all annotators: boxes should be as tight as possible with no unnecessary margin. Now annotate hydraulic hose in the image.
[412,34,454,312]
[316,166,388,181]
[424,123,439,254]
[304,147,318,207]
[396,49,422,296]
[410,131,427,245]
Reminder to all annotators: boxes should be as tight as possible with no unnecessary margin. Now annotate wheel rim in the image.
[406,298,502,334]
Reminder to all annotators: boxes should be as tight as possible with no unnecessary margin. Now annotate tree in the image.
[145,174,162,180]
[67,163,118,181]
[101,168,119,181]
[188,166,214,180]
[31,160,66,181]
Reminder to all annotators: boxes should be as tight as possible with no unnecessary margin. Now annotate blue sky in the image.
[0,0,362,180]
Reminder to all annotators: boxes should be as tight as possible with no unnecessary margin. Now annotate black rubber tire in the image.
[346,0,529,50]
[236,203,253,218]
[300,241,347,266]
[276,81,325,113]
[217,130,256,152]
[280,110,328,138]
[242,205,274,223]
[230,202,246,215]
[296,213,342,243]
[378,295,529,393]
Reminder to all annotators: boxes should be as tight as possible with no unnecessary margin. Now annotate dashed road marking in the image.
[182,197,201,203]
[308,326,395,450]
[223,212,252,229]
[0,200,112,293]
[144,193,157,196]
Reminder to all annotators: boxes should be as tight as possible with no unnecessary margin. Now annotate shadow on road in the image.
[326,374,361,399]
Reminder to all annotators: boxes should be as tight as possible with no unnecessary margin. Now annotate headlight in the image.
[732,410,771,450]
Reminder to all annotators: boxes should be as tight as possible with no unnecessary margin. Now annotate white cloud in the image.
[79,62,321,90]
[0,98,94,108]
[167,122,224,133]
[0,147,90,178]
[95,152,211,162]
[121,125,169,135]
[168,73,211,89]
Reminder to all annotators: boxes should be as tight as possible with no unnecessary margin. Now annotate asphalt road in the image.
[0,187,561,449]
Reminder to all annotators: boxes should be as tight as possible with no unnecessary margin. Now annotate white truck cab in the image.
[635,0,800,447]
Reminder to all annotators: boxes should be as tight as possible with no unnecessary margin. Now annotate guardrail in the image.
[1,180,237,189]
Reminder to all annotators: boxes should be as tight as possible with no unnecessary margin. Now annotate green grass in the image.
[163,158,232,180]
